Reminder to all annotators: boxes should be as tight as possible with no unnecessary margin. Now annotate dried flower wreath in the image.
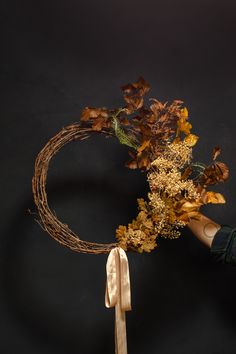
[32,76,230,354]
[32,76,229,255]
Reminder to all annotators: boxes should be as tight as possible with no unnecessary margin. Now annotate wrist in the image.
[187,212,221,248]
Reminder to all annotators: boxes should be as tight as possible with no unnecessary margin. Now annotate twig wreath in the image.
[32,125,118,254]
[32,76,229,354]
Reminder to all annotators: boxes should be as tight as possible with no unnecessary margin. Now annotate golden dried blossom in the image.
[148,169,199,199]
[163,141,193,168]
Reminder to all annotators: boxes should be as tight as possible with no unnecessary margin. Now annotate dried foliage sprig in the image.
[79,76,229,252]
[32,76,229,254]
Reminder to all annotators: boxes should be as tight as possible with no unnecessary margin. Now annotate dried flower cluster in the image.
[80,76,229,253]
[116,141,201,252]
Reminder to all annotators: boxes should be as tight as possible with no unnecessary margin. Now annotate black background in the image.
[1,0,236,353]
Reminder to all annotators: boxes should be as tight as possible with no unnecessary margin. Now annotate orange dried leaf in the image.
[178,200,203,212]
[172,136,181,144]
[177,119,192,135]
[184,133,199,147]
[206,191,226,204]
[180,107,189,119]
[137,139,151,155]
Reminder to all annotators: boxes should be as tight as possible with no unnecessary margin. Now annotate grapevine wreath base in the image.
[32,77,229,354]
[32,124,118,254]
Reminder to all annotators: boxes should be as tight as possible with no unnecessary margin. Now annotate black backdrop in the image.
[1,0,236,353]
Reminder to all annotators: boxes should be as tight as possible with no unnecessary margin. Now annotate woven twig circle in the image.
[32,123,118,254]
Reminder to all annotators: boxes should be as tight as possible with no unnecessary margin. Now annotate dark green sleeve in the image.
[210,224,236,265]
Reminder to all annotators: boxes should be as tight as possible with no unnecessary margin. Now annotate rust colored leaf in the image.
[120,117,130,125]
[81,107,109,121]
[158,114,169,123]
[139,106,152,117]
[213,162,229,181]
[212,146,221,160]
[121,77,151,114]
[124,95,144,111]
[146,113,157,124]
[132,76,151,96]
[121,76,151,97]
[149,98,166,117]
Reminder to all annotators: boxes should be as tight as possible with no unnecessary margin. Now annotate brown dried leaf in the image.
[132,76,151,96]
[158,114,169,123]
[81,107,109,121]
[124,95,144,111]
[91,117,106,131]
[201,162,229,185]
[146,113,157,124]
[212,146,221,160]
[137,139,151,155]
[121,76,151,97]
[120,117,130,125]
[121,83,135,94]
[138,155,150,169]
[149,98,166,117]
[139,106,152,118]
